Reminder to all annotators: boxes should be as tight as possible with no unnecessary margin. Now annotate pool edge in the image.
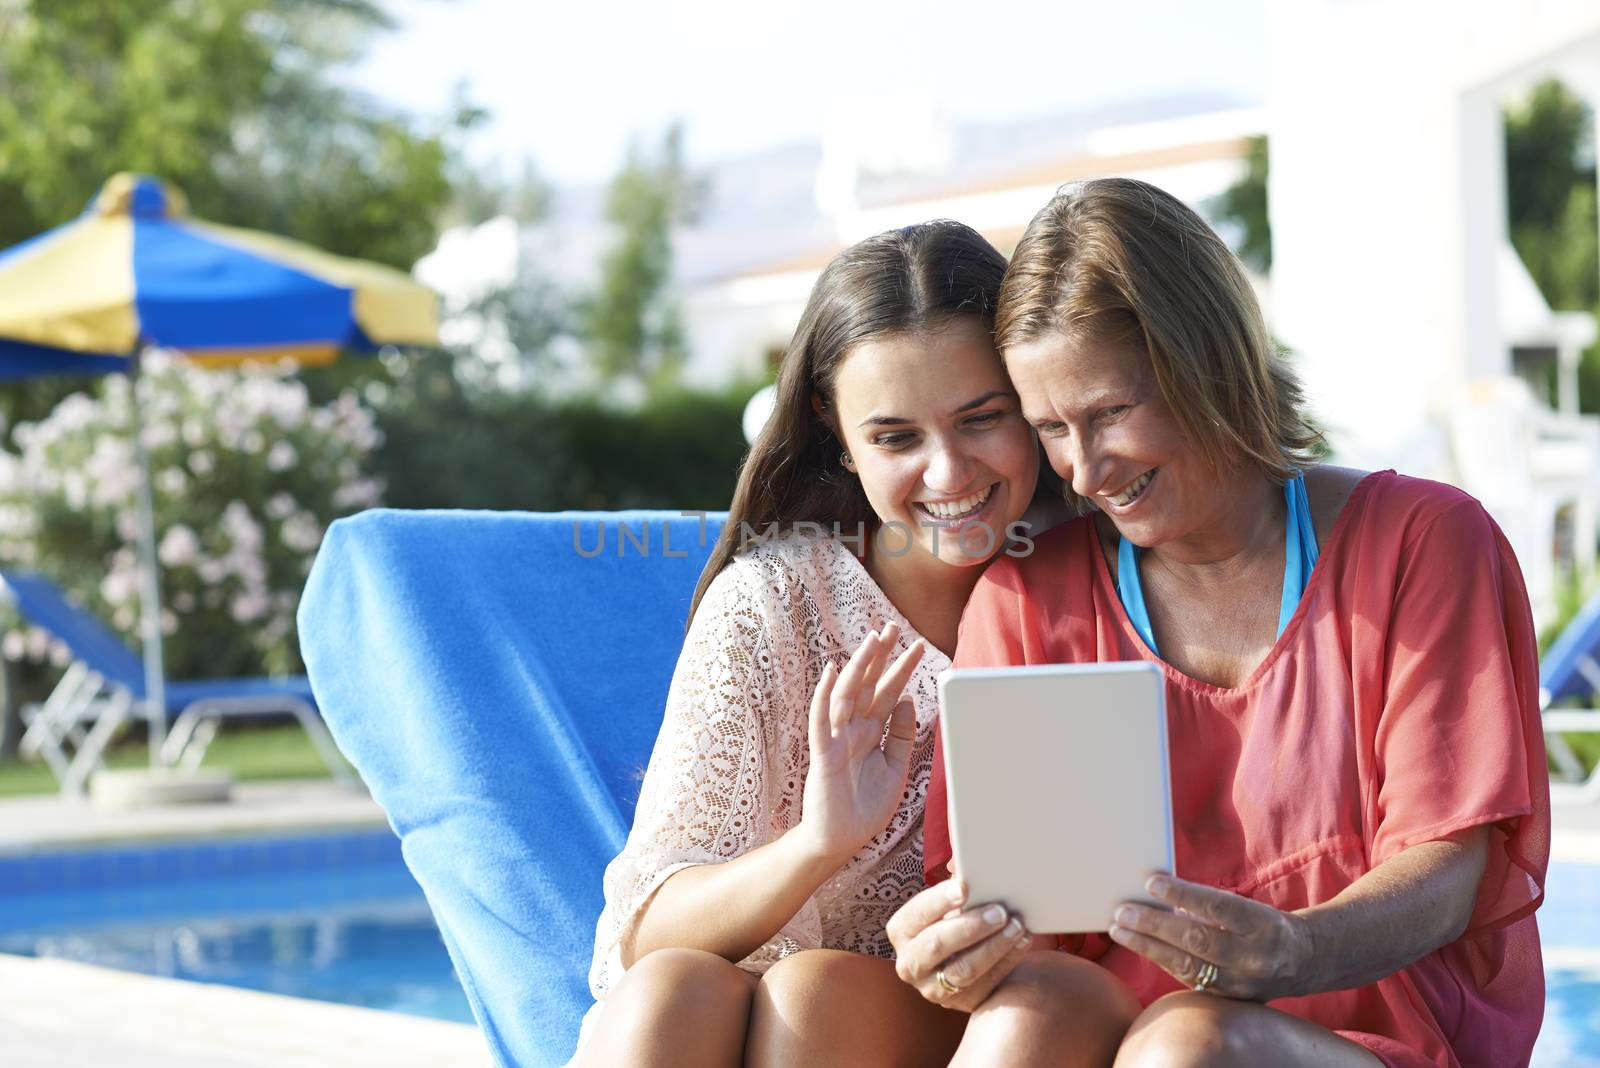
[0,951,492,1068]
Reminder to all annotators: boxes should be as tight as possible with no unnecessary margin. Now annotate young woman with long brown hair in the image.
[573,220,1138,1066]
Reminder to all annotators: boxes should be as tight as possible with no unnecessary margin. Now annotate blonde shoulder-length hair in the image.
[995,177,1322,509]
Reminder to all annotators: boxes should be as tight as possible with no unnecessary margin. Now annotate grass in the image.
[1541,567,1600,779]
[0,722,338,798]
[1553,729,1600,779]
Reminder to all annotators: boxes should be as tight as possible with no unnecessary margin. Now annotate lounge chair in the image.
[1538,585,1600,805]
[298,509,723,1068]
[1,570,354,795]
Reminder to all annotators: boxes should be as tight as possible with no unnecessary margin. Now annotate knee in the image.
[1113,992,1236,1068]
[988,951,1142,1029]
[580,949,754,1066]
[754,949,877,1026]
[749,949,937,1064]
[968,951,1140,1062]
[607,947,754,1024]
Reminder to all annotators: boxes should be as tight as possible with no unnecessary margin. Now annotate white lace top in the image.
[587,531,951,998]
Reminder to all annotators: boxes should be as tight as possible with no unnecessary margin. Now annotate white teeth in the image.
[1106,470,1155,508]
[920,484,993,519]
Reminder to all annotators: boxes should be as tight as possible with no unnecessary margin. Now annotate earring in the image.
[840,451,853,470]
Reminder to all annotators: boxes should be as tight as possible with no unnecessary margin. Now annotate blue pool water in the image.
[0,830,1595,1062]
[0,829,472,1023]
[1542,966,1600,1067]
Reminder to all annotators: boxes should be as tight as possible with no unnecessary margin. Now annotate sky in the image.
[347,0,1271,188]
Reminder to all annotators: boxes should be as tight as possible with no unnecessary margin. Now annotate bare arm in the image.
[1108,825,1491,1001]
[623,824,846,967]
[624,627,925,969]
[1287,825,1489,996]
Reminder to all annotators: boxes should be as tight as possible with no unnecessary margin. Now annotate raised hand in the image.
[795,622,926,865]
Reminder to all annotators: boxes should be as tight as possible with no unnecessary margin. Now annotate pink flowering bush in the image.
[0,354,384,680]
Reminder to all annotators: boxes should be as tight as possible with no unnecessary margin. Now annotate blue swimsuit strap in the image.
[1117,476,1320,657]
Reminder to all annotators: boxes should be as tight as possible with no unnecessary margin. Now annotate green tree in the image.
[1505,79,1598,310]
[0,0,462,427]
[1504,79,1600,411]
[0,0,458,264]
[443,152,552,230]
[585,124,706,385]
[1210,135,1271,272]
[416,149,573,395]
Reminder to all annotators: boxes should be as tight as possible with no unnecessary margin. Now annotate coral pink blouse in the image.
[923,472,1549,1068]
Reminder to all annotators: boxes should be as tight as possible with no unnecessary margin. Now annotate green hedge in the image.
[372,354,757,513]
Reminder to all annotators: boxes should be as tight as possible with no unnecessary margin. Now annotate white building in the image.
[419,96,1270,393]
[678,97,1268,389]
[1267,0,1600,622]
[419,38,1600,621]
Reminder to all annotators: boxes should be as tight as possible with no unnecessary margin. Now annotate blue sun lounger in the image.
[0,570,353,795]
[1538,586,1600,804]
[297,509,724,1068]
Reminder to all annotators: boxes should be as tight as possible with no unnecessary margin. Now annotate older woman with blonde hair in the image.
[890,178,1550,1068]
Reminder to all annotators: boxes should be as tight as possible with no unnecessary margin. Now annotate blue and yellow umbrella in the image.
[0,173,439,763]
[0,172,437,374]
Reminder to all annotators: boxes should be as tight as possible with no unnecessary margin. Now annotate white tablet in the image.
[937,662,1174,934]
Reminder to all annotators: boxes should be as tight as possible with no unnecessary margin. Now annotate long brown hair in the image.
[995,178,1322,511]
[690,220,1009,620]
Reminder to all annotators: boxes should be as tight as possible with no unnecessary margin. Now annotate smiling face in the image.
[828,316,1037,567]
[1005,330,1232,549]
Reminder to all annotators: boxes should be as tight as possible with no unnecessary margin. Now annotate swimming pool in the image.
[0,831,1594,1062]
[1533,858,1600,1067]
[0,829,471,1022]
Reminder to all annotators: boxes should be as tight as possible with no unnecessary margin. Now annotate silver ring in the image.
[1192,961,1219,994]
[936,968,961,995]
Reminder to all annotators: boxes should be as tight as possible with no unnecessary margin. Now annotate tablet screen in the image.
[937,662,1174,933]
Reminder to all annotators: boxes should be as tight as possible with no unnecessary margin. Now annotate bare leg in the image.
[952,951,1141,1068]
[574,947,757,1068]
[746,949,968,1068]
[1112,993,1384,1068]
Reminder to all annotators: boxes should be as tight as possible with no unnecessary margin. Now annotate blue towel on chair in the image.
[298,508,724,1067]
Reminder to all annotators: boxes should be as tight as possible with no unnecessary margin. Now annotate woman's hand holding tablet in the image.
[887,876,1035,1010]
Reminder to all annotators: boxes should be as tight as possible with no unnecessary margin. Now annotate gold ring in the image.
[1192,961,1219,994]
[936,968,961,995]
